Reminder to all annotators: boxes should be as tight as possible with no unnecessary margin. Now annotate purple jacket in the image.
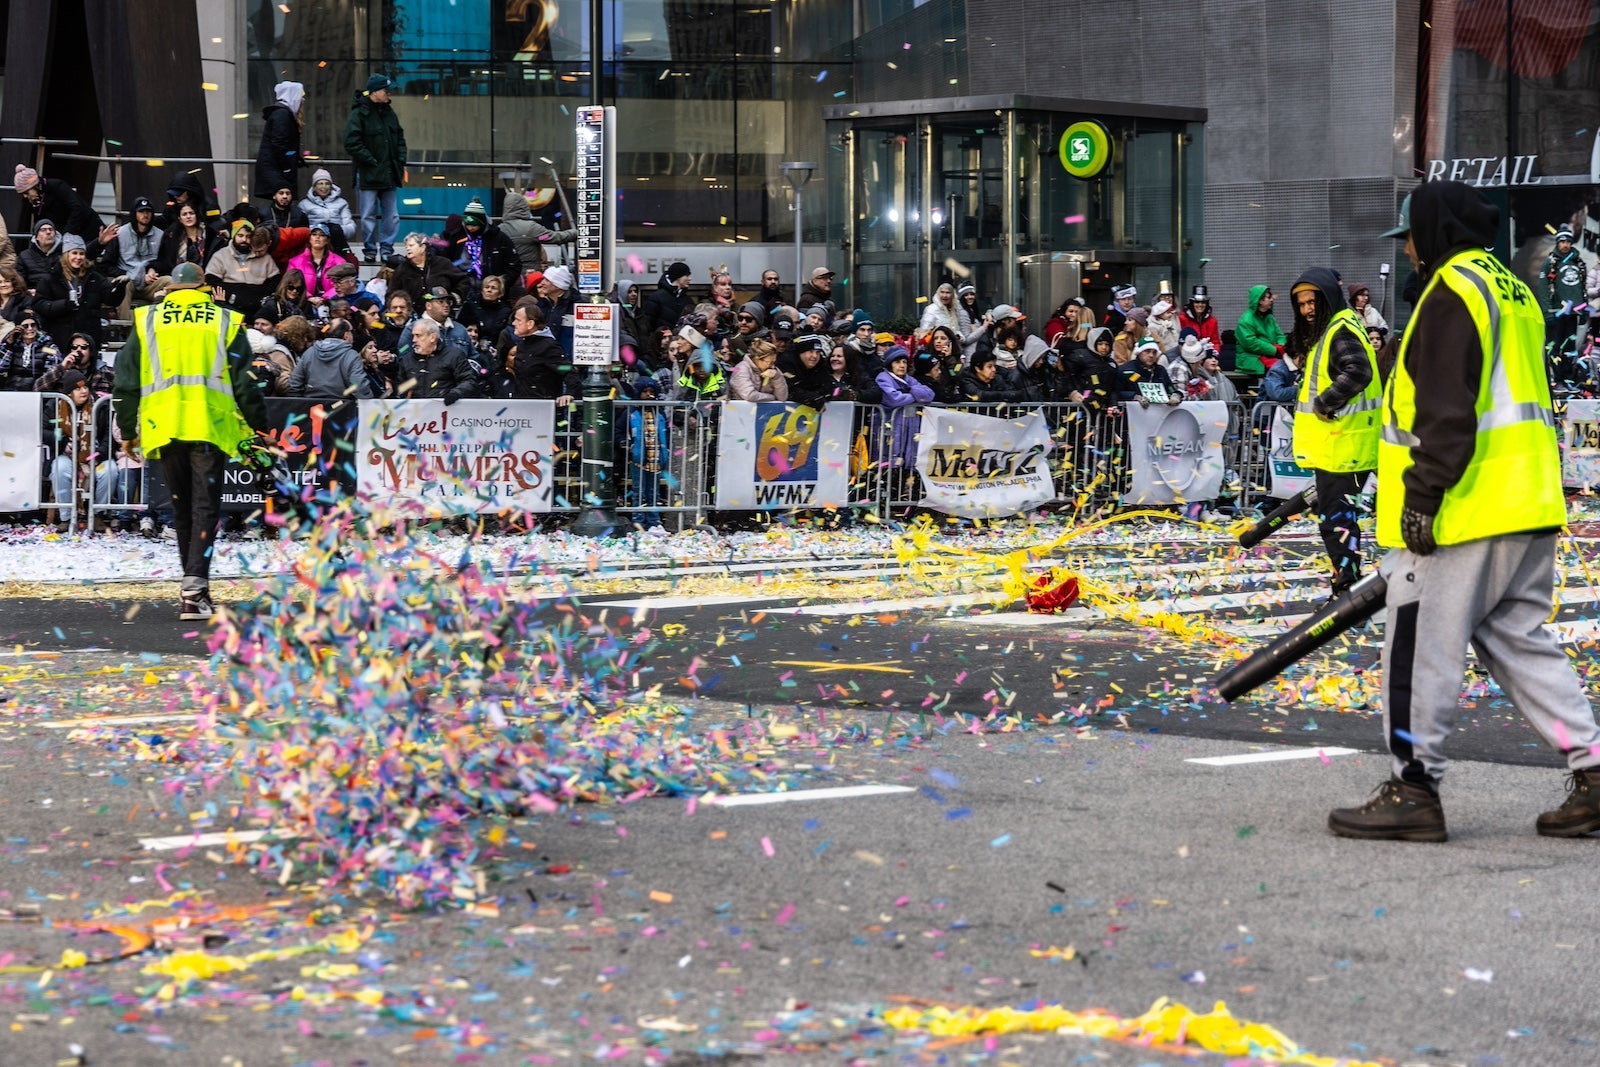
[875,370,934,467]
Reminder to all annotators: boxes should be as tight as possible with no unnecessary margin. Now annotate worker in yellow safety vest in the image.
[1328,180,1600,842]
[112,262,270,620]
[1287,267,1383,596]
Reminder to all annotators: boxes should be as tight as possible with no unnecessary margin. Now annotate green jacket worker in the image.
[1329,181,1600,843]
[113,262,270,620]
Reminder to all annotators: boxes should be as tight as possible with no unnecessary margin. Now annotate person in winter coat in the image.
[204,220,282,320]
[499,189,575,272]
[0,309,61,390]
[926,325,963,381]
[244,326,296,396]
[1112,307,1149,364]
[157,169,216,232]
[727,300,769,360]
[285,224,352,304]
[1146,299,1180,352]
[153,203,222,280]
[451,198,522,292]
[99,197,165,307]
[1346,283,1387,332]
[1259,346,1302,405]
[34,235,115,349]
[956,349,1029,405]
[391,232,471,309]
[396,317,479,402]
[1118,337,1180,404]
[1104,284,1138,334]
[299,170,357,247]
[263,186,309,231]
[254,81,306,200]
[798,267,836,314]
[288,318,375,399]
[507,297,579,404]
[461,274,513,346]
[1177,284,1222,353]
[257,269,316,325]
[343,74,407,262]
[877,347,935,464]
[778,334,839,409]
[1164,331,1206,394]
[918,282,960,338]
[0,267,30,323]
[728,338,788,402]
[957,284,990,360]
[13,165,102,244]
[1064,326,1120,410]
[1233,284,1286,377]
[751,269,785,316]
[0,231,14,276]
[1543,226,1586,355]
[913,349,956,405]
[19,219,63,290]
[641,262,695,339]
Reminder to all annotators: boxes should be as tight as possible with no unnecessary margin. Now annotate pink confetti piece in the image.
[774,903,795,925]
[761,836,775,857]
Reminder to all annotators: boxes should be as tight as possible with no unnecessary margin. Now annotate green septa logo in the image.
[1059,121,1112,179]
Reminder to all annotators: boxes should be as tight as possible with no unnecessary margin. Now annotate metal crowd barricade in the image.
[28,391,79,533]
[1240,400,1293,511]
[613,399,710,530]
[83,394,151,533]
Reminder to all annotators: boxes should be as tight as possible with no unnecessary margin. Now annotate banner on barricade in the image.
[355,399,557,514]
[915,407,1053,518]
[221,399,360,513]
[715,401,853,509]
[0,393,41,510]
[1124,401,1227,505]
[1268,405,1314,499]
[1562,398,1600,489]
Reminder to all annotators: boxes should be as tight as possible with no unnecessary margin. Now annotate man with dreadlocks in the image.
[1287,267,1383,597]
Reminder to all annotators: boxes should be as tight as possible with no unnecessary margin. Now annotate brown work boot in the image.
[1535,768,1600,838]
[1328,777,1447,842]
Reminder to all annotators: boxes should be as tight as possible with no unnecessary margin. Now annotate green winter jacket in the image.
[1232,284,1286,375]
[342,93,407,192]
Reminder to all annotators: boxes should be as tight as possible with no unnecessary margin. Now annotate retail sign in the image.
[1059,120,1112,180]
[1422,154,1542,187]
[572,302,617,367]
[575,105,617,297]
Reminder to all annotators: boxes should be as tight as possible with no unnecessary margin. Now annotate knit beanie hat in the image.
[462,197,489,225]
[365,73,392,94]
[1125,307,1149,326]
[230,219,255,238]
[311,168,333,186]
[13,165,40,194]
[59,233,86,254]
[1181,335,1208,364]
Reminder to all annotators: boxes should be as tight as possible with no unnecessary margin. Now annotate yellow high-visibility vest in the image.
[134,289,250,459]
[1376,249,1565,547]
[1292,307,1382,472]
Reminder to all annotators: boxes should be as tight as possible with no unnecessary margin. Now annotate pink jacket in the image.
[285,247,351,300]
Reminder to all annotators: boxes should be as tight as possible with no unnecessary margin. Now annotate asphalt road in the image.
[3,536,1599,1065]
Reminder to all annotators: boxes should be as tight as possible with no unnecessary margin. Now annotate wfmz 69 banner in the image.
[715,401,854,509]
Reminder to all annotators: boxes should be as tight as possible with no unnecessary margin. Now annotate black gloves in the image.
[443,390,461,406]
[1400,506,1437,556]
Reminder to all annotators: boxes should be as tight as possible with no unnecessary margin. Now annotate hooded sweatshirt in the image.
[289,336,375,399]
[499,189,577,272]
[1289,266,1373,419]
[1232,284,1286,375]
[254,81,306,199]
[1389,180,1515,518]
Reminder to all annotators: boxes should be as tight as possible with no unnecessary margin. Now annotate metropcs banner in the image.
[715,401,853,509]
[915,407,1053,518]
[0,393,41,510]
[1267,405,1314,499]
[1124,401,1228,505]
[356,399,557,514]
[1561,398,1600,489]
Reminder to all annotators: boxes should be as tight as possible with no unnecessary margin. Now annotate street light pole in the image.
[781,161,816,307]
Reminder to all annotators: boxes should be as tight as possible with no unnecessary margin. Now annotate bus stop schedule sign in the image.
[572,303,617,367]
[575,105,617,297]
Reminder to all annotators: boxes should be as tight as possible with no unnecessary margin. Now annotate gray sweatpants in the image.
[1380,533,1600,785]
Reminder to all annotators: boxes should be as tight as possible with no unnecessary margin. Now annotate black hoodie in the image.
[1288,265,1373,418]
[1389,180,1506,518]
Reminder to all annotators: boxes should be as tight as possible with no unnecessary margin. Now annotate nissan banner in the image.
[1124,401,1227,505]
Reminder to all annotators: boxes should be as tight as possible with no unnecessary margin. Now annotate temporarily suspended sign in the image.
[575,105,617,298]
[1059,120,1112,180]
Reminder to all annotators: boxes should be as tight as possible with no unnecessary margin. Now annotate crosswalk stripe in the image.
[1187,746,1358,766]
[41,712,196,730]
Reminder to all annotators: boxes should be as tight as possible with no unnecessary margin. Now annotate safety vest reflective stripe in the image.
[1441,265,1555,436]
[1297,394,1382,415]
[140,303,234,399]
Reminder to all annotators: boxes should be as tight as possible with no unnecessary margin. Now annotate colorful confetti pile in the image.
[175,503,762,908]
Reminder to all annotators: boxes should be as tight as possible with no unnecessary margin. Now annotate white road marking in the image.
[588,593,794,611]
[707,784,915,806]
[1187,746,1358,766]
[790,592,1001,616]
[0,647,111,658]
[140,829,272,851]
[41,712,196,730]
